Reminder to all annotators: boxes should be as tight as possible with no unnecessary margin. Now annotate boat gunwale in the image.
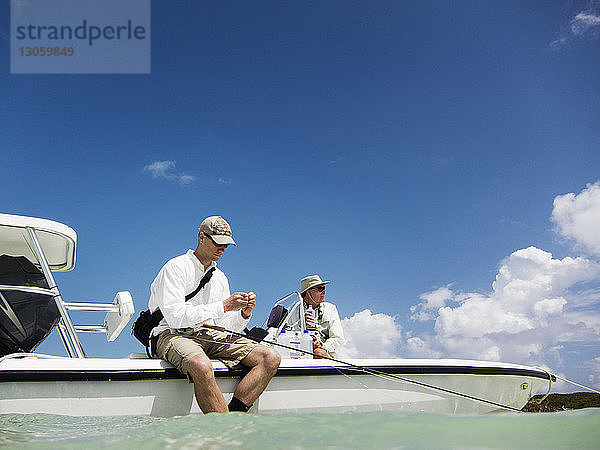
[0,363,554,382]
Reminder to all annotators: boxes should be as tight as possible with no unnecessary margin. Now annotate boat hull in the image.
[0,356,551,416]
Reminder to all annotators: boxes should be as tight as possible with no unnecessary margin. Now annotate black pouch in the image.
[131,308,163,349]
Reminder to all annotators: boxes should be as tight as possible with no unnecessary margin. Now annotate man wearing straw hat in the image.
[300,274,345,358]
[148,216,280,414]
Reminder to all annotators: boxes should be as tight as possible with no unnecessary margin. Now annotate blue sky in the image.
[2,1,600,392]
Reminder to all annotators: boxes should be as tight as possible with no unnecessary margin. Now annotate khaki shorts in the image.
[155,328,258,375]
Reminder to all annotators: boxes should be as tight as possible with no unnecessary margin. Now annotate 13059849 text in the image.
[18,47,75,57]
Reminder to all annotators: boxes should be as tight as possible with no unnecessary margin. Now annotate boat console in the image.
[263,292,313,359]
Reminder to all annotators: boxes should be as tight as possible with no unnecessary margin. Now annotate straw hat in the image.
[300,274,330,294]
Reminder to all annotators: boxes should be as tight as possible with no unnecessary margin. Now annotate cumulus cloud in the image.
[404,182,600,386]
[334,182,599,389]
[143,160,195,185]
[551,3,600,49]
[410,285,458,322]
[338,309,402,359]
[405,336,441,358]
[552,181,600,256]
[408,247,600,368]
[584,357,600,389]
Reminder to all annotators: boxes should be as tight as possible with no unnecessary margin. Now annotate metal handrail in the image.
[262,291,301,328]
[262,292,307,340]
[74,325,106,333]
[0,286,119,313]
[0,284,55,296]
[63,302,119,312]
[27,227,86,358]
[1,227,132,358]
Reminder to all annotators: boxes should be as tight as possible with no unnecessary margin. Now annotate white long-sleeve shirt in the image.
[148,250,249,336]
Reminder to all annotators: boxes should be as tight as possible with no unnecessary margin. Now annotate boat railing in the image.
[63,293,134,340]
[0,284,134,358]
[29,226,134,357]
[263,291,307,340]
[1,218,134,359]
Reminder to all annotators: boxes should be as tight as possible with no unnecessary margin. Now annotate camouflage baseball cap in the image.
[198,216,237,246]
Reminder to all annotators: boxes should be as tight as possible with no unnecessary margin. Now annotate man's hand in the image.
[223,292,256,319]
[241,292,256,319]
[312,341,330,359]
[223,292,249,311]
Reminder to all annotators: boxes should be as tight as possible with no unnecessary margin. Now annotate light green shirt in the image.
[314,302,345,357]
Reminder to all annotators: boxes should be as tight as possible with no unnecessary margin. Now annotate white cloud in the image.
[338,309,402,359]
[551,4,600,49]
[143,160,196,185]
[584,357,600,389]
[408,246,600,369]
[405,336,441,358]
[178,175,196,185]
[144,160,176,178]
[552,181,600,256]
[410,285,456,322]
[571,11,600,37]
[338,182,600,387]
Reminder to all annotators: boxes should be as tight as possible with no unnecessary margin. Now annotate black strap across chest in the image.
[186,267,216,301]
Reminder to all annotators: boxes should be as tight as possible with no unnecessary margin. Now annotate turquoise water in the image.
[1,409,599,449]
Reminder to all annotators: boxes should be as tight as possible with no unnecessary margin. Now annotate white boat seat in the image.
[65,291,135,341]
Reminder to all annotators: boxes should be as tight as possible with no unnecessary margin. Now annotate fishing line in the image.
[155,331,373,393]
[202,325,538,413]
[171,331,400,392]
[332,365,372,390]
[552,374,600,395]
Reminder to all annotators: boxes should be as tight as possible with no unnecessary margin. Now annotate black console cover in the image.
[0,255,60,356]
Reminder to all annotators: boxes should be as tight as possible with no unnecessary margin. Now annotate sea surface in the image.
[1,409,599,449]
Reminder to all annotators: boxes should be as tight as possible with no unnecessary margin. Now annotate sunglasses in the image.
[205,234,229,249]
[311,286,326,292]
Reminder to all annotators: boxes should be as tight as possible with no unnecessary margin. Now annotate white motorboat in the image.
[0,213,553,417]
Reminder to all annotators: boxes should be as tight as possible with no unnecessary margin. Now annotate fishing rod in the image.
[202,324,532,413]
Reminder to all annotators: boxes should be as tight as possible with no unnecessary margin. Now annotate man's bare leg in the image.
[187,353,228,413]
[233,345,281,407]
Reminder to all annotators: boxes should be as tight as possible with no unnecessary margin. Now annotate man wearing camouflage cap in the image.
[148,216,280,413]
